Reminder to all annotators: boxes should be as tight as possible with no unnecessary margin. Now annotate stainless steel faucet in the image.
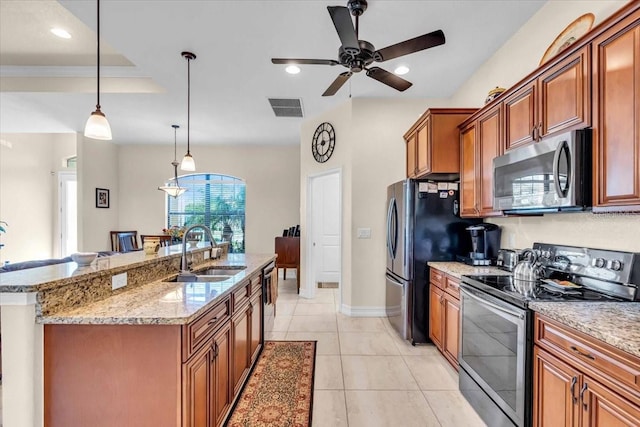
[179,224,219,276]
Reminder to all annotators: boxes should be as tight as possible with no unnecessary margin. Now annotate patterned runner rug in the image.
[226,341,316,427]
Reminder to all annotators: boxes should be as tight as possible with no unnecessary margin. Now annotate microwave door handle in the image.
[553,140,570,198]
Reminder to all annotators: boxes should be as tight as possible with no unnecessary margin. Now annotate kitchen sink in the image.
[171,266,246,283]
[197,267,247,276]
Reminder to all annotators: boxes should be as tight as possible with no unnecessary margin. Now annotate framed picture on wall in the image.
[96,188,110,208]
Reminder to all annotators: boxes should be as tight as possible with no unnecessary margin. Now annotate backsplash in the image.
[488,212,640,252]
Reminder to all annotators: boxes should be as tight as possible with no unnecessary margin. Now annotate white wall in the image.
[77,135,120,252]
[300,98,453,312]
[0,133,76,263]
[450,0,640,252]
[118,144,300,255]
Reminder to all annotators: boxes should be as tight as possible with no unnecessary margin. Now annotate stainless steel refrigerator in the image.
[385,179,481,344]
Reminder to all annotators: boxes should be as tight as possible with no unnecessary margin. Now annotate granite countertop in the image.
[39,253,275,325]
[529,302,640,358]
[428,261,512,279]
[0,243,214,293]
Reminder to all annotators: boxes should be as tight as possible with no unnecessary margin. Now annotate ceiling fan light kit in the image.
[180,51,197,172]
[272,0,445,96]
[159,124,187,198]
[84,0,112,140]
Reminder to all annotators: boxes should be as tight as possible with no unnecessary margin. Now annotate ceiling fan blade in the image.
[374,30,445,62]
[322,72,353,97]
[366,67,412,92]
[271,58,339,66]
[327,6,360,55]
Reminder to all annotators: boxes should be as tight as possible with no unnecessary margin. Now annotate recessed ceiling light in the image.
[285,65,301,75]
[394,65,410,75]
[51,28,72,39]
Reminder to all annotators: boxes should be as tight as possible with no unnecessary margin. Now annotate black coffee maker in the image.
[459,223,501,266]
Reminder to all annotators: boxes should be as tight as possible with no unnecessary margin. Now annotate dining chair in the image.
[109,231,140,252]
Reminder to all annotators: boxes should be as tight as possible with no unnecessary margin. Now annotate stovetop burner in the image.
[461,274,625,309]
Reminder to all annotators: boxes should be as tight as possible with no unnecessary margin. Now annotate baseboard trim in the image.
[340,304,386,317]
[298,287,313,299]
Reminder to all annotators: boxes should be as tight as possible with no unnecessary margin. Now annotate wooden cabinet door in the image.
[581,375,640,427]
[442,293,459,370]
[212,322,232,427]
[592,12,640,211]
[460,122,479,217]
[478,104,503,217]
[533,346,580,427]
[232,304,251,396]
[406,132,417,178]
[504,79,537,150]
[249,291,263,365]
[416,118,431,176]
[184,343,213,427]
[429,284,444,350]
[539,46,591,138]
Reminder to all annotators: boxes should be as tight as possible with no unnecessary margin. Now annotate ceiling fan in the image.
[271,0,445,96]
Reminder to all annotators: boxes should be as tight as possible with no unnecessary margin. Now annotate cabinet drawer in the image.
[430,268,445,289]
[232,282,251,311]
[183,296,230,362]
[250,274,262,294]
[535,314,640,395]
[444,275,460,299]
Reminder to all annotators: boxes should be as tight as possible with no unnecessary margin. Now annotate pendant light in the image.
[84,0,112,140]
[158,125,187,198]
[180,51,196,171]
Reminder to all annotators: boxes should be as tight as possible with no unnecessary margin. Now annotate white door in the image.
[311,172,340,284]
[58,172,77,257]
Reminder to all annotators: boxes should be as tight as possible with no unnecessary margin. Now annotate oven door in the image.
[459,284,530,427]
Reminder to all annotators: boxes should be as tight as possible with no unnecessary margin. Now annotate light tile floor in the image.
[267,278,487,427]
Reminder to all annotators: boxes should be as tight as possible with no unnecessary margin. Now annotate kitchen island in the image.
[0,244,275,427]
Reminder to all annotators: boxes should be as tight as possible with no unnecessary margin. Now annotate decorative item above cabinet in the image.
[404,108,476,180]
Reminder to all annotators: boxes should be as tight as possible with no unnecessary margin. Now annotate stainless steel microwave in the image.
[493,129,592,214]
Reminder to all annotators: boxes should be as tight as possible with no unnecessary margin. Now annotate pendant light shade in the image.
[84,0,112,140]
[85,109,112,140]
[180,51,196,171]
[180,153,195,171]
[158,125,187,198]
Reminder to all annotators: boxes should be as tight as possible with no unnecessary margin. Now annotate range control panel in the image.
[532,242,640,285]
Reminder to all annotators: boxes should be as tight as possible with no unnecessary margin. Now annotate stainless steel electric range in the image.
[458,243,640,427]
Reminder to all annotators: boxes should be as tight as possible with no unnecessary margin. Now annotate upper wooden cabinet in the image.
[592,9,640,212]
[459,103,504,218]
[504,46,591,151]
[405,108,476,179]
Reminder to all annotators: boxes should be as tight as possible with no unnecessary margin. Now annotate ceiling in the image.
[0,0,546,146]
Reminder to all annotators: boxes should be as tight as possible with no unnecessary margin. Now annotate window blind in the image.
[166,174,246,253]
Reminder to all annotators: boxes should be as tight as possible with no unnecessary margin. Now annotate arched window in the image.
[166,174,245,253]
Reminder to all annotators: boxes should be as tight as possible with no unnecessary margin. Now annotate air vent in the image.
[268,98,304,118]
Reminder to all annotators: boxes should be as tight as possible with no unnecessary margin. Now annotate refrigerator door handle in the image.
[388,197,398,259]
[386,197,395,259]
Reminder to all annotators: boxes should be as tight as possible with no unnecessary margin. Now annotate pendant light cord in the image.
[96,0,101,110]
[186,56,191,155]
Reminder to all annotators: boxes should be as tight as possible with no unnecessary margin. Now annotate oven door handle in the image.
[461,287,525,320]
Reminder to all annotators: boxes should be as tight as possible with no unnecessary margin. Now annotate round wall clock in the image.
[312,122,335,163]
